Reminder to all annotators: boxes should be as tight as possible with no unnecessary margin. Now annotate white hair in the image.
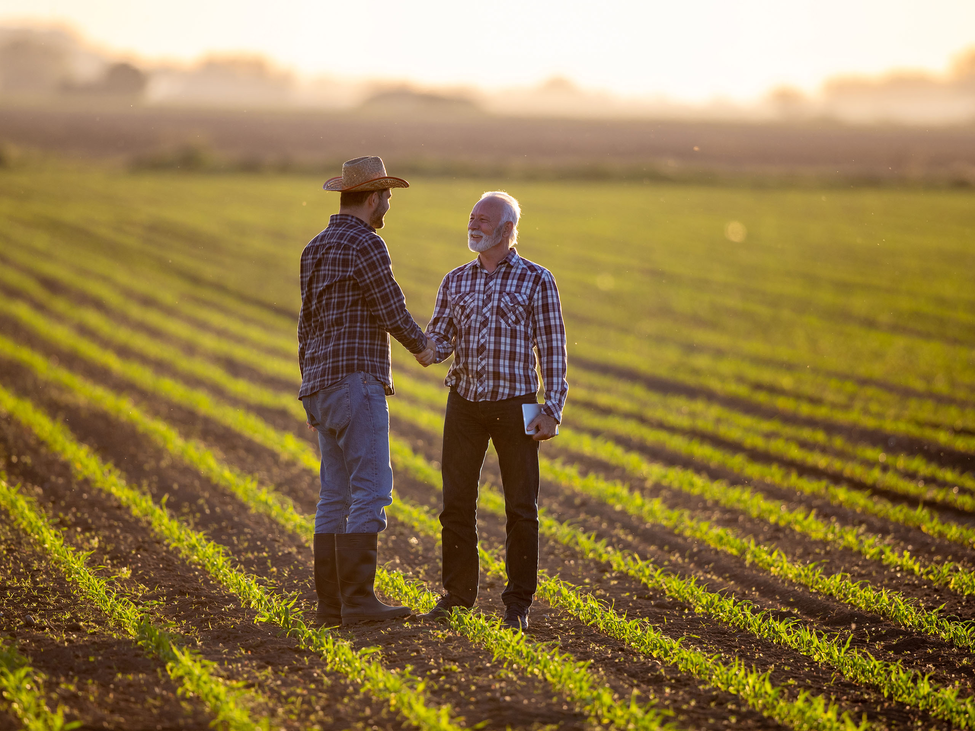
[480,190,521,248]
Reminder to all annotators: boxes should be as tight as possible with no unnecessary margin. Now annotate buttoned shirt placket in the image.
[474,263,493,400]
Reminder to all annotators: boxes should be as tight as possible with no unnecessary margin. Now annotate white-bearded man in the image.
[415,191,568,632]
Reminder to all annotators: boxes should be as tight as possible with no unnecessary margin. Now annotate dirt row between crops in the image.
[2,306,974,729]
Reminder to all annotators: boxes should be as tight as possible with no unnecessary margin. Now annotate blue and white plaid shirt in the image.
[297,214,426,399]
[425,249,568,422]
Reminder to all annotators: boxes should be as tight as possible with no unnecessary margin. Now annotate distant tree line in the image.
[0,30,146,98]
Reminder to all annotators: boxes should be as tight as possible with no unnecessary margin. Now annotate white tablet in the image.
[522,403,558,435]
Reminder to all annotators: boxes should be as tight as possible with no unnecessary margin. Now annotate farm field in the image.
[4,103,975,183]
[0,163,974,730]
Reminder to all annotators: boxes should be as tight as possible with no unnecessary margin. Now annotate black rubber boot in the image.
[336,532,412,625]
[313,533,342,627]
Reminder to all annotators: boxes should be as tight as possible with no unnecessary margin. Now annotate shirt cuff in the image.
[540,402,562,424]
[407,331,428,354]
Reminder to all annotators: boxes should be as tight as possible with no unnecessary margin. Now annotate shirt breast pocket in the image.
[499,292,530,328]
[453,291,481,324]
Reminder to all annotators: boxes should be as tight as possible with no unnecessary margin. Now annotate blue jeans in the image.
[302,371,394,534]
[439,389,540,610]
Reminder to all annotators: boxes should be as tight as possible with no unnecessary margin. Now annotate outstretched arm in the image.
[417,274,457,367]
[354,236,426,354]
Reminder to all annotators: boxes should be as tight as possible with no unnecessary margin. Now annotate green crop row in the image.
[570,339,975,455]
[13,256,956,542]
[15,195,975,423]
[561,405,975,551]
[0,247,295,382]
[530,507,974,730]
[386,422,975,731]
[0,385,462,731]
[8,338,861,731]
[0,267,302,418]
[1,172,975,728]
[382,429,975,729]
[0,325,889,730]
[1,217,291,345]
[379,550,673,731]
[547,450,975,640]
[0,475,271,731]
[7,229,974,453]
[0,296,317,468]
[387,375,975,610]
[569,396,975,513]
[0,334,309,538]
[7,240,975,708]
[15,231,975,523]
[471,491,869,731]
[11,274,963,649]
[554,423,975,594]
[5,289,972,654]
[564,292,975,428]
[392,393,975,648]
[570,370,975,497]
[14,308,954,731]
[3,264,969,540]
[0,616,80,731]
[0,335,672,731]
[8,170,975,376]
[12,222,972,562]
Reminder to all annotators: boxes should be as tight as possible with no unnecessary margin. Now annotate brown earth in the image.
[2,102,975,183]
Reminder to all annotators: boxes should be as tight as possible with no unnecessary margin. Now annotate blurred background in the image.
[1,0,974,183]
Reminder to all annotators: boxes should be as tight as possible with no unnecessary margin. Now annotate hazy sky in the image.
[2,0,974,101]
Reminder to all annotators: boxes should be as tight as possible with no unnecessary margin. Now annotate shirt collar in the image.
[469,247,522,273]
[329,213,376,233]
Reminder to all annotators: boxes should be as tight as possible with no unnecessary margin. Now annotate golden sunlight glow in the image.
[2,0,973,102]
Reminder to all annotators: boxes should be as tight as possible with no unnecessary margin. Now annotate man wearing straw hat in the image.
[298,155,435,626]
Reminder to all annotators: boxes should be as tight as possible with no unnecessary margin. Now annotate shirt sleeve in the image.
[354,235,427,354]
[424,274,456,363]
[296,247,316,377]
[531,271,568,423]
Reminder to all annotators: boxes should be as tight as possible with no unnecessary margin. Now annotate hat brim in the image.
[322,175,410,192]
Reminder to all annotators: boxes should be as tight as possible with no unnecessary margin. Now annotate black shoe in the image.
[420,594,469,623]
[336,532,412,625]
[501,606,529,632]
[313,533,342,627]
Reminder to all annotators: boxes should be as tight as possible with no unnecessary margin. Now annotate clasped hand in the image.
[526,413,559,441]
[415,335,437,367]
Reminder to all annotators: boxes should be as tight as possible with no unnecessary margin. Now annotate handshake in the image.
[414,335,437,367]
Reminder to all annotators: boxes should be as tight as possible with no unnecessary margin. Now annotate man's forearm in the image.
[425,329,455,362]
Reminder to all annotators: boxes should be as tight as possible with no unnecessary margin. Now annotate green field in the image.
[1,164,974,730]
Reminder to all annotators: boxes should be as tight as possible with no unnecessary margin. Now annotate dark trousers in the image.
[440,389,540,610]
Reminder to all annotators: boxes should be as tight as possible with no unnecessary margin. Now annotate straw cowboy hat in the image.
[323,156,409,192]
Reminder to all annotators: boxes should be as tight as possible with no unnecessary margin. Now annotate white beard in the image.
[468,226,505,253]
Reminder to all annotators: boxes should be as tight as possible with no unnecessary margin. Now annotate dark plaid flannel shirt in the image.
[297,214,426,399]
[425,249,568,422]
